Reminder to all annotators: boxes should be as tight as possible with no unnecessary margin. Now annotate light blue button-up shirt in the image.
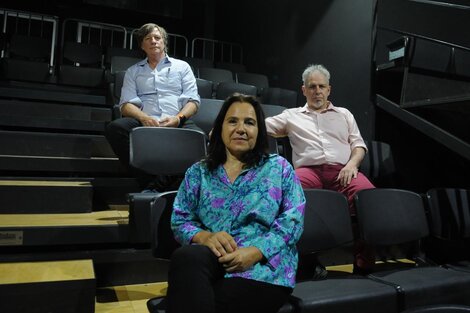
[119,55,200,120]
[172,155,305,288]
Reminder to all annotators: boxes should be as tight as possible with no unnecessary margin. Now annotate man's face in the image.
[302,71,331,111]
[141,28,165,57]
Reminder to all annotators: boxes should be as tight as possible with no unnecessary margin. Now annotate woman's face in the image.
[221,101,258,160]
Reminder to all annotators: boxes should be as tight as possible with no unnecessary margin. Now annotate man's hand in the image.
[139,116,160,127]
[218,246,263,273]
[337,164,358,187]
[159,116,180,128]
[193,231,238,257]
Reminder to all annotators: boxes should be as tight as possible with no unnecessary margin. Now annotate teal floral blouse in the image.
[171,154,305,288]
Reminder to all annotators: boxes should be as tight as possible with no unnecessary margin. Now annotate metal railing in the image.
[191,37,243,64]
[1,8,58,67]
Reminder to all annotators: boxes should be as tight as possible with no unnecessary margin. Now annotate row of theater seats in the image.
[0,34,145,88]
[107,54,299,108]
[125,100,396,246]
[147,186,470,313]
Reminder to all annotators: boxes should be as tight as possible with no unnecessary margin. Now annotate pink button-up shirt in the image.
[265,102,367,169]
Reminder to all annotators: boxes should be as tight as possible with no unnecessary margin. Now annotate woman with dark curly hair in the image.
[165,94,305,313]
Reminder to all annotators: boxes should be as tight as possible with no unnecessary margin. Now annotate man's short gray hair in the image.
[302,64,330,85]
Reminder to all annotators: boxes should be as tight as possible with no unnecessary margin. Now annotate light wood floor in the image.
[96,282,168,313]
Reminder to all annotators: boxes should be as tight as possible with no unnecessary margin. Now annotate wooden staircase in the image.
[0,79,167,311]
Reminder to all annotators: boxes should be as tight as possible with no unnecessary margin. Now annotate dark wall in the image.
[1,0,211,39]
[374,0,470,192]
[377,0,470,48]
[214,0,375,140]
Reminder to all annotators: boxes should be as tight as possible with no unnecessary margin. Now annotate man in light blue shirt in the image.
[105,23,201,190]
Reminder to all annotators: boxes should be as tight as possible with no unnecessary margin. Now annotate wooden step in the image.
[0,259,96,313]
[0,179,93,213]
[0,209,129,246]
[96,282,167,313]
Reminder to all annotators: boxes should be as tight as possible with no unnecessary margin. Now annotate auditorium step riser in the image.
[0,99,111,121]
[0,180,93,213]
[0,155,126,175]
[0,130,115,158]
[0,99,110,132]
[0,260,96,313]
[0,86,107,106]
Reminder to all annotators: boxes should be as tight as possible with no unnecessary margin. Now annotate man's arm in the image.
[338,146,366,186]
[121,102,159,127]
[159,100,199,128]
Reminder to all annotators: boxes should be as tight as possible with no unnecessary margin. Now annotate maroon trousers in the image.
[295,164,376,270]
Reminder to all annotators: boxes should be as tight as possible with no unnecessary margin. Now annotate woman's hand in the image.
[218,246,263,273]
[192,231,238,257]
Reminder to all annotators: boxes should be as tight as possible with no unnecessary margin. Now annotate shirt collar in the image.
[300,101,340,114]
[137,54,172,67]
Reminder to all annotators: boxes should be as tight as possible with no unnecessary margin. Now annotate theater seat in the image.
[127,127,207,243]
[58,41,104,88]
[289,189,398,313]
[215,81,257,100]
[400,304,470,313]
[355,188,470,312]
[1,34,51,82]
[425,188,470,270]
[361,140,396,187]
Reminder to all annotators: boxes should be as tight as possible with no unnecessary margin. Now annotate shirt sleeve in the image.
[344,109,367,152]
[171,164,205,244]
[249,158,305,269]
[177,62,200,108]
[119,66,142,110]
[265,112,289,137]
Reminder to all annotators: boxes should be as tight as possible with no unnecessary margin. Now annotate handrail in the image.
[61,18,128,47]
[378,26,470,52]
[191,37,243,64]
[1,8,58,67]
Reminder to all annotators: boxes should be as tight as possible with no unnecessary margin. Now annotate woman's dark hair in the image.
[135,23,168,53]
[204,93,269,171]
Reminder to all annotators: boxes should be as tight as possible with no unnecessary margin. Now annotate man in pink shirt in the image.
[265,64,375,274]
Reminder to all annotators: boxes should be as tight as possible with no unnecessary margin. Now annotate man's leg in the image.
[322,165,376,273]
[105,117,154,188]
[337,172,375,215]
[295,166,323,189]
[105,117,141,166]
[166,245,225,313]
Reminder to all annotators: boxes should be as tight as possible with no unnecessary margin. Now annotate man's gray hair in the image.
[302,64,330,85]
